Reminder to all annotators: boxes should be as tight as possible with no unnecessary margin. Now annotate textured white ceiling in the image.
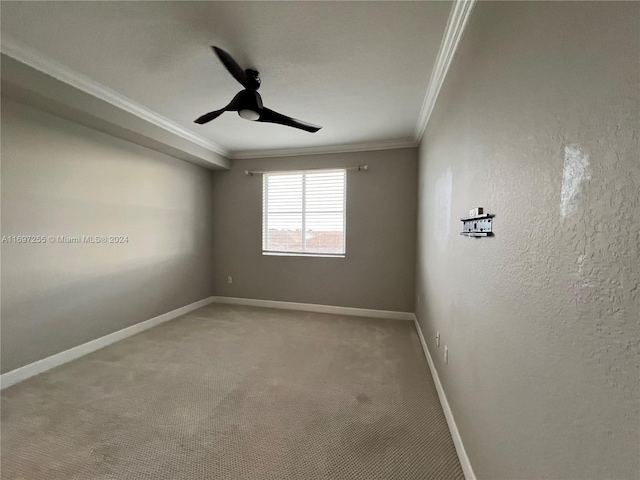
[1,1,452,155]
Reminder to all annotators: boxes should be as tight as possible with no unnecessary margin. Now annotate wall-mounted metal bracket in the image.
[460,213,494,237]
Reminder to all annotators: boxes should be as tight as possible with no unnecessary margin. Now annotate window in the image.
[262,169,346,256]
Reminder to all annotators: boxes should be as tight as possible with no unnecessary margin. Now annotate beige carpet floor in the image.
[1,303,464,479]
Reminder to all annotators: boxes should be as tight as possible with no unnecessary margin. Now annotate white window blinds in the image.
[262,169,346,255]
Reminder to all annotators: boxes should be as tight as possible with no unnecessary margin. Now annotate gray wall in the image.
[212,149,417,312]
[1,98,215,373]
[416,2,639,479]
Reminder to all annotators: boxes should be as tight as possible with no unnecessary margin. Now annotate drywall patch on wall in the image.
[560,144,591,218]
[569,252,595,308]
[434,167,453,250]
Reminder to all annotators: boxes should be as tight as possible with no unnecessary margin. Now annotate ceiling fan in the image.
[194,46,322,133]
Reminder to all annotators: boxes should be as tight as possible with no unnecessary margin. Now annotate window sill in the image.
[262,251,345,258]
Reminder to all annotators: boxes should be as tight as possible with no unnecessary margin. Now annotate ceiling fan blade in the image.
[194,92,247,125]
[212,46,249,89]
[194,108,226,125]
[257,108,322,133]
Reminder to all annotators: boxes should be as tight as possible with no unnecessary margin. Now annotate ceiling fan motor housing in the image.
[245,69,261,90]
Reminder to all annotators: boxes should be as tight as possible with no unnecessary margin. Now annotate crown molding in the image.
[413,0,476,144]
[2,0,476,163]
[1,36,230,158]
[230,138,418,160]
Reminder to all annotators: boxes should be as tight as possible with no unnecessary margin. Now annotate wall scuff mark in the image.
[434,167,452,250]
[560,144,591,218]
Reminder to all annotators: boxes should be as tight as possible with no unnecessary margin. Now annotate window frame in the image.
[262,168,347,257]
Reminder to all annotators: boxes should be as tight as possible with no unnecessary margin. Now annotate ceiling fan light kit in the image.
[194,46,322,133]
[238,109,260,121]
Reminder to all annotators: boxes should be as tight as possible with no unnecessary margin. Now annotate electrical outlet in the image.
[227,276,232,284]
[444,346,448,364]
[436,332,440,347]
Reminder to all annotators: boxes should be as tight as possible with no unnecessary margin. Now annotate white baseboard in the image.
[413,315,476,480]
[210,296,414,321]
[0,296,216,390]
